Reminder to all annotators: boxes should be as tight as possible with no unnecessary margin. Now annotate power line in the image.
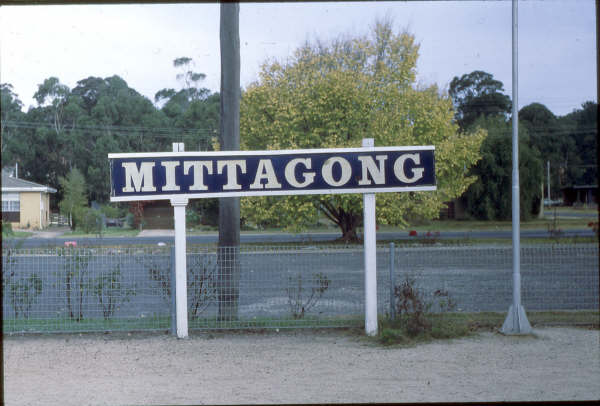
[1,120,219,139]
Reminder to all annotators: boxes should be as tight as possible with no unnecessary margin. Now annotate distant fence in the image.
[49,213,69,227]
[2,243,598,333]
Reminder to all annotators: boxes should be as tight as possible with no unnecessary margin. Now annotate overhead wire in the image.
[1,120,218,138]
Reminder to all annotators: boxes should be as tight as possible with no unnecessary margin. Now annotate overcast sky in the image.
[0,1,596,116]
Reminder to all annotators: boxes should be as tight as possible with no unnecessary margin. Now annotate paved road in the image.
[543,210,598,219]
[2,228,596,248]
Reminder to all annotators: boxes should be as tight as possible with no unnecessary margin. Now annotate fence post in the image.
[389,242,395,321]
[170,245,176,336]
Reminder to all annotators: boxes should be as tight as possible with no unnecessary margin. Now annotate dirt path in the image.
[3,327,599,405]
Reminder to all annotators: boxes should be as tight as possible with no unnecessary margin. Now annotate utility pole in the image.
[218,2,241,321]
[501,0,532,335]
[547,160,551,204]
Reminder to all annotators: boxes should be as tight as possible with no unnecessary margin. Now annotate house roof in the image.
[1,172,57,193]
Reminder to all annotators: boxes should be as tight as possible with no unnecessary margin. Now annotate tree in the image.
[449,70,512,131]
[155,57,211,118]
[240,20,485,242]
[461,116,543,220]
[518,102,578,198]
[558,101,597,187]
[69,75,172,201]
[1,83,25,163]
[58,168,88,229]
[33,77,70,134]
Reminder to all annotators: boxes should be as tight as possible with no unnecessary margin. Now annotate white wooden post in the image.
[363,138,378,336]
[171,142,188,338]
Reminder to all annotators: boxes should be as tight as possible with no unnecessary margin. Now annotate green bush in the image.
[100,204,122,219]
[2,221,14,236]
[186,209,202,227]
[77,208,105,235]
[125,213,135,229]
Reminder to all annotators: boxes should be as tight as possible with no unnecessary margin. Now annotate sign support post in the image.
[171,142,189,338]
[172,196,189,338]
[363,138,378,336]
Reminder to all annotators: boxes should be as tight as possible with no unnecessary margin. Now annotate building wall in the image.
[41,192,51,228]
[19,192,46,229]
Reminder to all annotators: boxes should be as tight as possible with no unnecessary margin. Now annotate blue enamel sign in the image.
[109,146,436,202]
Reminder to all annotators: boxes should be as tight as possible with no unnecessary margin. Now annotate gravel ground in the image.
[3,327,599,405]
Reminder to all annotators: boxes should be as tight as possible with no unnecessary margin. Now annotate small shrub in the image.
[380,276,467,345]
[147,258,171,300]
[394,276,431,336]
[433,288,457,313]
[58,247,90,322]
[188,255,217,318]
[146,253,217,318]
[547,208,563,241]
[89,264,135,320]
[287,272,331,319]
[8,274,43,318]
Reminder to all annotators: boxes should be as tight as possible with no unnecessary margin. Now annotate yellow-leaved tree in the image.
[240,20,485,242]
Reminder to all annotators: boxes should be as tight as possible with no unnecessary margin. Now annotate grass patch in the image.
[377,313,473,347]
[544,206,598,215]
[3,231,34,238]
[3,314,363,334]
[62,227,140,238]
[3,315,171,333]
[403,217,592,232]
[387,236,598,246]
[4,311,596,336]
[374,310,599,347]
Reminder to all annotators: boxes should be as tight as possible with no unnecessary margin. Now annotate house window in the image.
[2,192,20,222]
[2,193,20,212]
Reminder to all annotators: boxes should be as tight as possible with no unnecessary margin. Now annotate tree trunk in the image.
[337,212,361,243]
[318,200,362,243]
[218,2,241,321]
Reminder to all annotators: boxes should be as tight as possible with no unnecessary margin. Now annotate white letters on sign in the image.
[122,162,156,192]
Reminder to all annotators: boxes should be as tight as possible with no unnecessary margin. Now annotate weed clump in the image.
[378,276,470,346]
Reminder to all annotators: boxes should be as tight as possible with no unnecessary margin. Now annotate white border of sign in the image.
[108,145,434,159]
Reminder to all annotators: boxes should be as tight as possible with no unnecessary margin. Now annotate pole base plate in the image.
[500,305,533,335]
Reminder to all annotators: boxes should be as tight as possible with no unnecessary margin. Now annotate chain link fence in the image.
[2,243,598,333]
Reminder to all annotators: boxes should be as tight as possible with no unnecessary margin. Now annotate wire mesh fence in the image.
[380,243,599,319]
[2,243,598,334]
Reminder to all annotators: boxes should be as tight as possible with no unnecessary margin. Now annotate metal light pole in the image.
[501,0,532,335]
